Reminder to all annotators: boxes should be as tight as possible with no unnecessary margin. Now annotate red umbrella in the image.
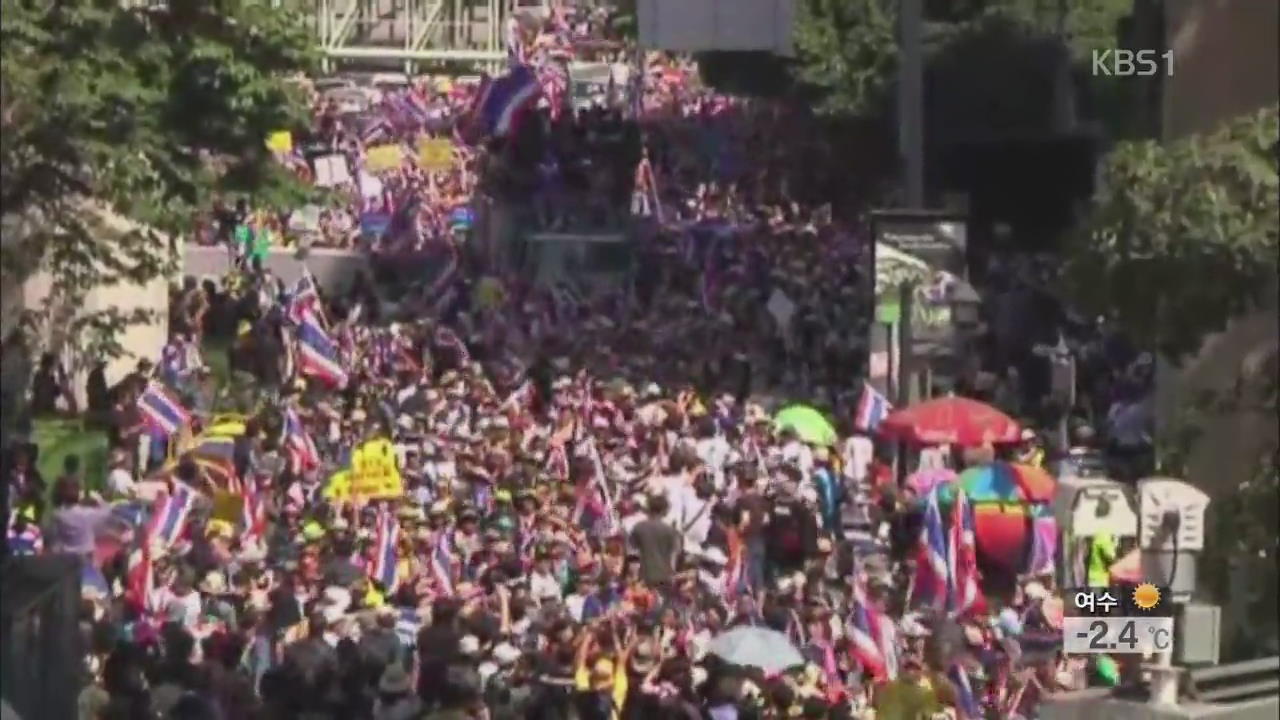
[878,396,1021,447]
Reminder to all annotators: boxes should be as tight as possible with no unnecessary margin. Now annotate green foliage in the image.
[0,0,317,367]
[695,52,796,99]
[792,0,898,116]
[1064,106,1280,361]
[1202,451,1280,659]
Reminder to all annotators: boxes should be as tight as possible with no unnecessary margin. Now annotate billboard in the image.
[869,211,971,395]
[637,0,796,55]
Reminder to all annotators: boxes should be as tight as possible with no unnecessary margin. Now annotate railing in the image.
[0,556,84,720]
[1186,657,1280,705]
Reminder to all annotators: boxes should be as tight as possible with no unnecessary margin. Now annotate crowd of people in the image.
[1,5,1159,720]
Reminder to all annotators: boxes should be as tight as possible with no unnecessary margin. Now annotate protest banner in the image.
[365,144,404,173]
[314,154,353,187]
[211,491,245,524]
[417,138,454,170]
[322,470,351,502]
[266,131,293,153]
[349,438,404,500]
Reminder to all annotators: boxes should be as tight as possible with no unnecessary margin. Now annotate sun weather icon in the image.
[1132,583,1162,611]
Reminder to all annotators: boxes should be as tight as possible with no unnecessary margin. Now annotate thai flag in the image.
[125,544,154,614]
[948,663,981,719]
[137,381,190,436]
[295,309,348,387]
[371,509,401,593]
[854,382,893,432]
[948,489,984,617]
[477,65,542,138]
[848,572,890,680]
[914,490,950,611]
[241,476,266,542]
[362,117,392,145]
[149,485,196,549]
[284,405,320,474]
[287,268,323,327]
[395,607,423,648]
[430,529,455,596]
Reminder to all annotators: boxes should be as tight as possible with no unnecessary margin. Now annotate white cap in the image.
[460,635,481,655]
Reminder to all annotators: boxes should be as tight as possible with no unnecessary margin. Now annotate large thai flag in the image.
[149,485,196,548]
[849,572,891,680]
[430,529,455,596]
[283,405,320,474]
[948,488,984,618]
[296,309,348,387]
[137,381,190,436]
[476,65,542,138]
[914,490,950,611]
[854,382,893,432]
[371,509,400,594]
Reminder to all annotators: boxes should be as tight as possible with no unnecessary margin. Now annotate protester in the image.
[4,9,1149,720]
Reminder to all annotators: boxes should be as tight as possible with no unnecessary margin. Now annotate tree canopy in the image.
[1064,106,1280,361]
[0,0,317,357]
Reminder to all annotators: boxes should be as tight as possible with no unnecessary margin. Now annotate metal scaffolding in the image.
[310,0,522,73]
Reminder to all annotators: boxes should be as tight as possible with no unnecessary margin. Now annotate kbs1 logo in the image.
[1092,49,1174,77]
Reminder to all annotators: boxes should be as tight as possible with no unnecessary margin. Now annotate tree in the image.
[0,0,317,364]
[1063,106,1280,361]
[791,0,898,116]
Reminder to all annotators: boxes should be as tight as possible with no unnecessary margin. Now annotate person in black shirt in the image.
[417,598,464,708]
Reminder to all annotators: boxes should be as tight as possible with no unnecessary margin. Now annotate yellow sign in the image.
[349,438,404,500]
[417,138,454,170]
[323,470,351,502]
[365,144,404,172]
[211,491,245,524]
[266,131,293,153]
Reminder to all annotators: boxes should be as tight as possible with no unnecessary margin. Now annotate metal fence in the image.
[0,556,84,720]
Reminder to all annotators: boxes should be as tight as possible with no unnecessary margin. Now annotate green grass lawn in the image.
[32,417,109,495]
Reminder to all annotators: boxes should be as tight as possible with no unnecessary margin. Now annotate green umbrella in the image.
[773,405,837,446]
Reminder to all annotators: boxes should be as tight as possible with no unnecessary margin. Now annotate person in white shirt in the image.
[840,431,874,485]
[529,550,562,605]
[677,474,716,548]
[105,455,137,500]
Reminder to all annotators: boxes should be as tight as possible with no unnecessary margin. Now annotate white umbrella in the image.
[706,626,805,674]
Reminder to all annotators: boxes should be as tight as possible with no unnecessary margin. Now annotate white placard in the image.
[766,288,796,332]
[314,154,352,187]
[359,171,383,199]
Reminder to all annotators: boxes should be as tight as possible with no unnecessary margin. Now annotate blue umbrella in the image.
[706,626,805,674]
